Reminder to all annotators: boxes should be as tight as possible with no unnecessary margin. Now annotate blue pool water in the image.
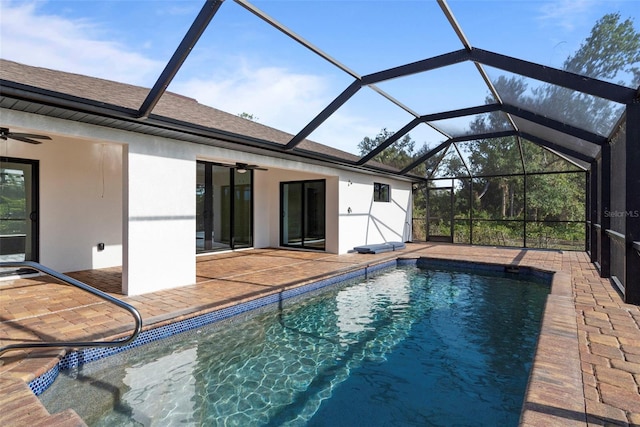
[40,266,549,426]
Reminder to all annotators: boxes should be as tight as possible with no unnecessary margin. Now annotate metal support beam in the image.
[450,130,514,144]
[437,0,472,50]
[436,0,518,133]
[399,130,515,176]
[584,172,589,252]
[623,100,640,304]
[589,163,598,263]
[235,0,425,136]
[235,0,359,78]
[356,118,422,165]
[367,84,423,120]
[425,103,502,122]
[518,131,595,163]
[356,104,502,166]
[503,104,608,146]
[599,144,611,277]
[137,0,223,119]
[362,50,469,85]
[284,80,361,150]
[400,131,515,176]
[452,142,472,177]
[400,141,450,175]
[469,49,637,104]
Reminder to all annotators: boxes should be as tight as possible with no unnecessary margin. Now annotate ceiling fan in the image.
[215,162,268,173]
[1,127,51,144]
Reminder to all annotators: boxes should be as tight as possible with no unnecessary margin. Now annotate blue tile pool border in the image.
[28,256,550,395]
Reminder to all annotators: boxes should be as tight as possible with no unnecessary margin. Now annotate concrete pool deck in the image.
[1,243,639,426]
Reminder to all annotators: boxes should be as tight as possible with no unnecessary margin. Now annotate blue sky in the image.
[1,0,638,155]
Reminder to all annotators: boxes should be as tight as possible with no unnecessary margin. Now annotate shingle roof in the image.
[0,58,362,163]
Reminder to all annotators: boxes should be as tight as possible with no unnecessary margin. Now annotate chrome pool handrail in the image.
[0,261,142,356]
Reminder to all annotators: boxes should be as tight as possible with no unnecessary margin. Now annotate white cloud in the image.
[536,0,598,31]
[0,1,162,86]
[175,64,324,132]
[307,109,382,155]
[170,58,380,154]
[172,60,371,153]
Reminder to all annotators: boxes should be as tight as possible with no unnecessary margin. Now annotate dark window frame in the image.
[280,179,326,251]
[373,182,390,202]
[0,156,39,264]
[196,160,254,253]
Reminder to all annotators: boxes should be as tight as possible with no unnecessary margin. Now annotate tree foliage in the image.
[533,13,638,135]
[357,128,417,170]
[237,112,259,121]
[564,13,640,84]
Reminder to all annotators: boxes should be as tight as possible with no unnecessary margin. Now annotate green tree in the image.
[357,128,416,170]
[563,13,640,84]
[531,13,639,136]
[237,112,259,121]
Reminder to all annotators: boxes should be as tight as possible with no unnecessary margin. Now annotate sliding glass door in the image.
[281,180,325,250]
[232,169,252,248]
[196,161,253,253]
[0,157,39,263]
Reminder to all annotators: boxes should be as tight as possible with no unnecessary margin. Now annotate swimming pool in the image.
[40,264,549,426]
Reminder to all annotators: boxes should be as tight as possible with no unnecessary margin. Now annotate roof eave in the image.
[0,82,418,183]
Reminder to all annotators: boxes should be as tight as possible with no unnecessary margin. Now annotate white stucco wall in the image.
[338,172,412,254]
[2,109,413,296]
[42,139,123,272]
[253,165,411,254]
[123,141,196,295]
[0,113,123,273]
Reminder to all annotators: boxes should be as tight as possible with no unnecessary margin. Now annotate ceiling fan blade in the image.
[210,162,268,171]
[9,135,43,144]
[242,164,268,170]
[1,128,51,144]
[12,133,52,140]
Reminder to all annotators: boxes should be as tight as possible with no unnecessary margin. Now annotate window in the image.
[374,182,390,202]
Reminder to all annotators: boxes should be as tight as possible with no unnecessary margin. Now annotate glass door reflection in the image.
[281,180,325,250]
[196,161,252,253]
[0,157,39,264]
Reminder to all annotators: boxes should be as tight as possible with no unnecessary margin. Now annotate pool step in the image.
[0,376,86,427]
